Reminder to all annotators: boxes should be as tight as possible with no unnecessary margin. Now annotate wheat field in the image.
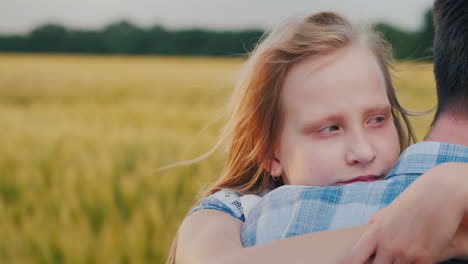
[0,54,437,264]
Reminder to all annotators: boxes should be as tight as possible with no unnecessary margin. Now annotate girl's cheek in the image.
[306,151,339,185]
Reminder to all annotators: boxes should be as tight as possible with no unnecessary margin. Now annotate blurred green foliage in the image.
[0,9,435,60]
[0,21,263,56]
[375,9,435,60]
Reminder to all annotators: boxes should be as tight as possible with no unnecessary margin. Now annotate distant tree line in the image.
[0,9,435,60]
[0,22,264,56]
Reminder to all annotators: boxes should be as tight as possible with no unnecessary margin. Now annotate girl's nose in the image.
[345,134,376,166]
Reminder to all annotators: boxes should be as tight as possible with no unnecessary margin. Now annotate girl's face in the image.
[271,43,400,187]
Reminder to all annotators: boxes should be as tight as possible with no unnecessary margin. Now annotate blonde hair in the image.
[167,11,416,263]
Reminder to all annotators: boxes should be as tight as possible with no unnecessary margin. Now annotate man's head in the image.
[433,0,468,120]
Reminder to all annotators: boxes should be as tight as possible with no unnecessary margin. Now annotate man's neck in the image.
[425,113,468,146]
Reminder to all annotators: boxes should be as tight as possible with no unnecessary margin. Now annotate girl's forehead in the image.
[283,45,384,96]
[280,44,389,120]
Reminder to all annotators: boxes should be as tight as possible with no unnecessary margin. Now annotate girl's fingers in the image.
[344,228,378,264]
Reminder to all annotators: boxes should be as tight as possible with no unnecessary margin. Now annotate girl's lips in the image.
[338,175,383,185]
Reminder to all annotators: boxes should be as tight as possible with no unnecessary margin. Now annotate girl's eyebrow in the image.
[364,104,392,115]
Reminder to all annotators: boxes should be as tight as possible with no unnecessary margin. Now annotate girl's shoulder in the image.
[188,188,271,222]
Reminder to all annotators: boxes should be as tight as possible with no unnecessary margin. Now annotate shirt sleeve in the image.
[188,189,245,222]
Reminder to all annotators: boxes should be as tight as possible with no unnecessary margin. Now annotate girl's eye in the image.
[369,116,385,125]
[369,116,385,127]
[322,125,340,132]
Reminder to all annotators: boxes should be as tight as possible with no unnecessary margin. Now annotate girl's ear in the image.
[270,149,284,177]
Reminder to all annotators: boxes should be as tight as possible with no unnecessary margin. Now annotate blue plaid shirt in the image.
[190,142,468,262]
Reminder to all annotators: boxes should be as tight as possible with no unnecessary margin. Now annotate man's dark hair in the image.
[433,0,468,120]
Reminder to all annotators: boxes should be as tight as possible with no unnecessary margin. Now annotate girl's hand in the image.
[344,162,468,264]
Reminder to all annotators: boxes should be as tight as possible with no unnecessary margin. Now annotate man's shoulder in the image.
[399,141,468,158]
[387,141,468,179]
[261,180,398,205]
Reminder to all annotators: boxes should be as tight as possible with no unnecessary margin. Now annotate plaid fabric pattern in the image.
[240,142,468,263]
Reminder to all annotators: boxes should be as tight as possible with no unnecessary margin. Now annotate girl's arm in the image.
[178,210,466,264]
[177,208,368,264]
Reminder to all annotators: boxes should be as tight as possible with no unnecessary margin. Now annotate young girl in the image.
[170,11,468,264]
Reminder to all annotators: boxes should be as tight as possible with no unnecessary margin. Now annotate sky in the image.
[1,0,434,34]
